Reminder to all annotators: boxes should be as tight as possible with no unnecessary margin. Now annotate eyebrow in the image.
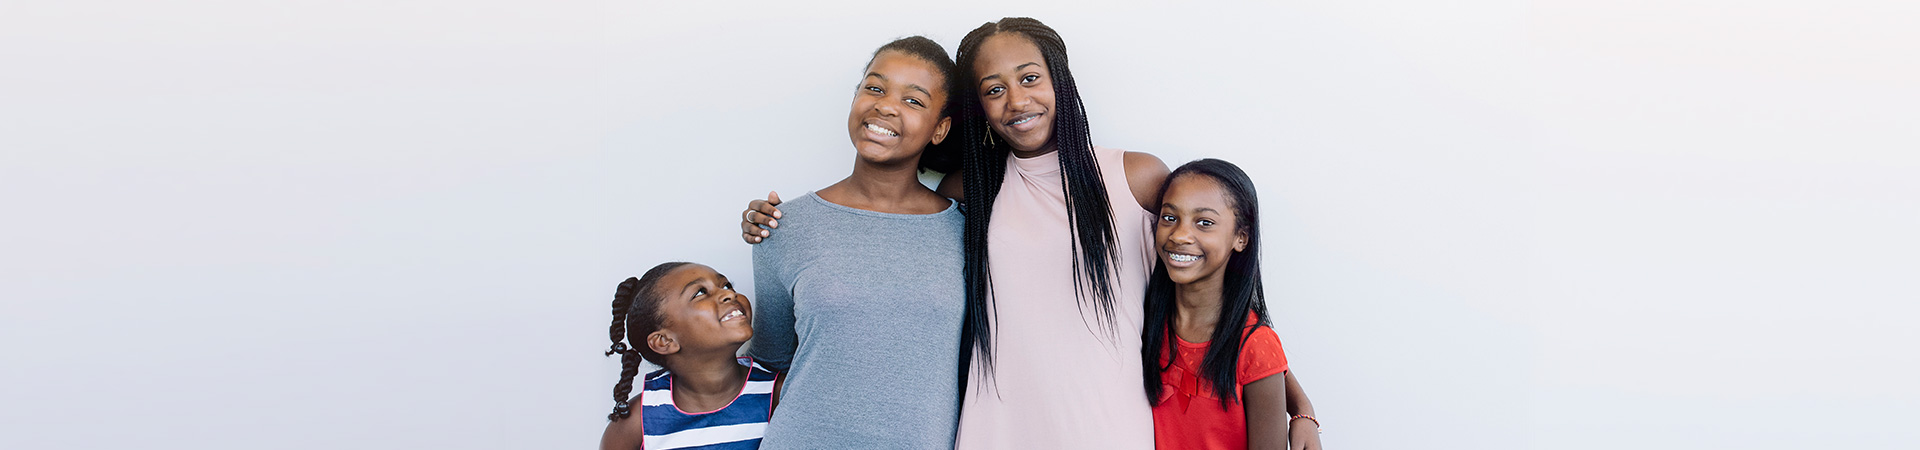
[868,72,933,99]
[1161,203,1223,216]
[978,62,1041,83]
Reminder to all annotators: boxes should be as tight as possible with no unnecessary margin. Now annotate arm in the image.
[1122,151,1171,212]
[740,191,783,244]
[746,241,798,373]
[599,412,644,450]
[934,170,964,201]
[1285,371,1322,450]
[1243,373,1290,450]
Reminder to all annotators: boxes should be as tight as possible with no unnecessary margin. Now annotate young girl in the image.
[600,262,773,450]
[745,36,966,449]
[1143,159,1322,450]
[742,18,1174,449]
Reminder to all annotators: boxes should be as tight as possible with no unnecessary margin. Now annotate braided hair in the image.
[1140,159,1270,407]
[955,17,1124,387]
[866,35,961,174]
[605,261,691,421]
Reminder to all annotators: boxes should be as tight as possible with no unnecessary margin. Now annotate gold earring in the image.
[984,130,996,148]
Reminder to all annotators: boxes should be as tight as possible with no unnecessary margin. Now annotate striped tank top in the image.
[638,357,776,450]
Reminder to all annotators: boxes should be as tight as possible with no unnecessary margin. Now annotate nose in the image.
[1007,85,1033,110]
[1168,221,1197,245]
[874,95,900,117]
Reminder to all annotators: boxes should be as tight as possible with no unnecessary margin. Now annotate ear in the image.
[1233,229,1249,252]
[646,330,679,356]
[929,116,953,145]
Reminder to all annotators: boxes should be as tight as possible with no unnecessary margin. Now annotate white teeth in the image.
[722,310,742,321]
[865,123,897,137]
[1169,253,1198,262]
[1010,115,1035,126]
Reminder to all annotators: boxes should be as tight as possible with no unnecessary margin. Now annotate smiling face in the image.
[848,50,951,167]
[972,32,1056,155]
[1156,175,1249,287]
[644,264,753,358]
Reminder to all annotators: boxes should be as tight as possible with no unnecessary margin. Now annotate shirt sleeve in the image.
[1237,325,1289,385]
[747,238,798,372]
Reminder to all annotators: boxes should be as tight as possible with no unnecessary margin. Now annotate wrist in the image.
[1290,414,1322,433]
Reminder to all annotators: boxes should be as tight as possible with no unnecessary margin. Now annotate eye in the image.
[1022,74,1039,84]
[865,85,882,94]
[694,287,707,297]
[985,85,1004,96]
[723,282,734,291]
[1160,214,1176,223]
[1198,219,1215,227]
[906,98,923,107]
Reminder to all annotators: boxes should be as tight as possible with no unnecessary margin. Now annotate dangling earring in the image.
[983,130,996,148]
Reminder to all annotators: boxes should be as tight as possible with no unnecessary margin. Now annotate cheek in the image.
[979,98,1006,122]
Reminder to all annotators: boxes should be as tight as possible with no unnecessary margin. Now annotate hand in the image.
[1289,417,1321,450]
[740,191,783,244]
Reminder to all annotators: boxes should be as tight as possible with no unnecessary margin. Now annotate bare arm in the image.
[934,171,964,201]
[1243,373,1291,450]
[1285,371,1322,450]
[599,412,644,450]
[1123,151,1171,212]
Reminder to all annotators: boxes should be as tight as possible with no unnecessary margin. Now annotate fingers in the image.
[749,200,782,225]
[766,190,782,206]
[744,208,778,230]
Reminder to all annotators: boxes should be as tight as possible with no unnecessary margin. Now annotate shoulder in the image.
[599,410,645,450]
[1117,149,1170,212]
[1237,324,1290,382]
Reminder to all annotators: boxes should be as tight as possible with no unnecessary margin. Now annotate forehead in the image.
[974,33,1045,76]
[1163,175,1233,209]
[866,51,948,91]
[658,264,724,296]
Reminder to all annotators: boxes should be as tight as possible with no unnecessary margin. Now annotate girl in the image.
[600,262,773,450]
[1144,159,1322,450]
[741,18,1193,449]
[745,36,966,449]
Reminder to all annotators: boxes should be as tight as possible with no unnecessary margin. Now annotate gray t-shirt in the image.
[749,193,965,449]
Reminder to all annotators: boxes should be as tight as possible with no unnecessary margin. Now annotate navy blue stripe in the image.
[640,393,771,431]
[674,438,763,450]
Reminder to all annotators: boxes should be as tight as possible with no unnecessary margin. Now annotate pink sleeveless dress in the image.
[954,146,1158,450]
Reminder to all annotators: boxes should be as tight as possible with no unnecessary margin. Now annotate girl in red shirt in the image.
[1143,159,1322,450]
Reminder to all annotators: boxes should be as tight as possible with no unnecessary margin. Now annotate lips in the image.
[1164,251,1201,268]
[720,308,745,322]
[1004,112,1043,131]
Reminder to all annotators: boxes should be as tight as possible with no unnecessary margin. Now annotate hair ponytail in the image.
[607,277,642,421]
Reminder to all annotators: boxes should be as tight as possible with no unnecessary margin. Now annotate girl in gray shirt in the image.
[747,36,966,449]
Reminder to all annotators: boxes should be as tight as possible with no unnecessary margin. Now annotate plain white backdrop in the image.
[3,1,1915,449]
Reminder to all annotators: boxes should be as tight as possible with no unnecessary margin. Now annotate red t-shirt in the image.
[1151,316,1290,450]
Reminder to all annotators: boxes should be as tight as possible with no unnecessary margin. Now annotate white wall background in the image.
[3,1,1915,449]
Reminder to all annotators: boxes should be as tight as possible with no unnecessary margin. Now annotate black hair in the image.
[605,261,691,421]
[955,17,1124,388]
[1140,159,1270,408]
[866,35,962,174]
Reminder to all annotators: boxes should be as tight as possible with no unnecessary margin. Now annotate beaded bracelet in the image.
[1291,414,1322,432]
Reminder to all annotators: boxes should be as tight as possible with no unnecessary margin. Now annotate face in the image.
[645,264,753,357]
[848,50,951,166]
[1155,175,1248,287]
[973,33,1056,155]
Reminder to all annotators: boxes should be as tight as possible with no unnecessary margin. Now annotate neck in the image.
[1173,276,1225,340]
[820,156,938,213]
[1010,141,1057,159]
[664,350,747,397]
